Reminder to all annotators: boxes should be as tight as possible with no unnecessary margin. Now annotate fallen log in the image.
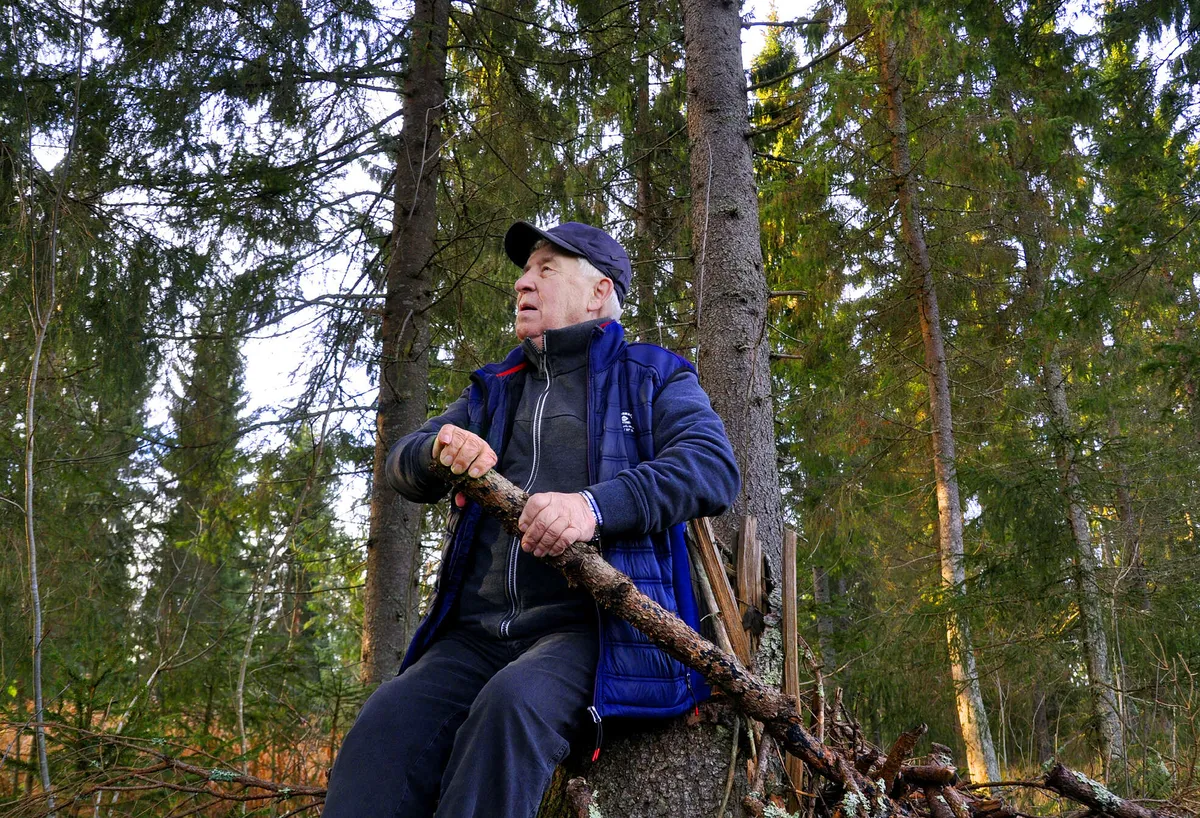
[1043,763,1166,818]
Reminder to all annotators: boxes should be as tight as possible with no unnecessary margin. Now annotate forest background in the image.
[2,0,1199,813]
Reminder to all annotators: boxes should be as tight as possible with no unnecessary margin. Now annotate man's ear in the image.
[590,276,614,312]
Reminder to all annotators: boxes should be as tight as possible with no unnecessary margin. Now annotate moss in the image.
[1069,770,1122,810]
[840,789,869,818]
[758,626,784,687]
[764,804,801,818]
[588,805,603,818]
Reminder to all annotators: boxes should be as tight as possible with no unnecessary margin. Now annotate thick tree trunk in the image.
[555,0,787,811]
[361,0,449,686]
[876,34,1000,785]
[684,0,784,626]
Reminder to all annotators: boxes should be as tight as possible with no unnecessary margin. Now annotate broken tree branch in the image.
[429,461,876,799]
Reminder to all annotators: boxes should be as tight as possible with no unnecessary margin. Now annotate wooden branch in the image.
[783,528,807,811]
[927,787,958,818]
[737,516,764,646]
[1043,764,1167,818]
[877,723,927,795]
[430,462,876,798]
[900,764,958,788]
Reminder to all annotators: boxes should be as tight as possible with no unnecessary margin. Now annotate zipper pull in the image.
[588,706,603,762]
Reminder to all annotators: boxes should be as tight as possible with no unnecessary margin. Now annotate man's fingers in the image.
[519,493,550,533]
[467,450,497,479]
[449,438,480,475]
[546,525,581,557]
[532,516,571,557]
[454,492,467,508]
[522,514,551,551]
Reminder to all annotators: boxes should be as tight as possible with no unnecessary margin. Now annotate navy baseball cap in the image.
[504,221,632,305]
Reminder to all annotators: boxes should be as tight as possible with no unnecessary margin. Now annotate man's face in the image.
[514,244,597,345]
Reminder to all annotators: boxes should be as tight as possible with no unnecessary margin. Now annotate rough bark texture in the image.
[876,33,1000,784]
[1043,764,1165,818]
[683,0,785,596]
[360,0,450,685]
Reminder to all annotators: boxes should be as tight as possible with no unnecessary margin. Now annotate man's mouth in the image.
[519,304,537,312]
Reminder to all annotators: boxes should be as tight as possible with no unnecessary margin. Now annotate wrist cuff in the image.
[579,489,603,532]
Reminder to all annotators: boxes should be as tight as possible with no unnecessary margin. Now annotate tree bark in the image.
[1044,359,1126,770]
[684,0,786,589]
[1014,173,1126,771]
[875,32,1000,784]
[812,563,839,673]
[361,0,449,685]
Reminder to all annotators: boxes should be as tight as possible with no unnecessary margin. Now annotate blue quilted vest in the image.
[400,321,710,722]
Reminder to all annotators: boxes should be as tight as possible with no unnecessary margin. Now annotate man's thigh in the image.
[435,629,599,816]
[324,629,503,817]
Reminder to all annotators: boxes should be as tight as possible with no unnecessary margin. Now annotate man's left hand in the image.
[518,492,597,558]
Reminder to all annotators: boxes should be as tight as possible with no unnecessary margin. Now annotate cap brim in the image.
[503,221,586,268]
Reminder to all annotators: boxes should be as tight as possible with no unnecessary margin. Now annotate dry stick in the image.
[941,783,972,818]
[716,717,742,818]
[743,732,776,817]
[689,519,752,666]
[782,529,807,812]
[686,529,737,657]
[430,463,875,802]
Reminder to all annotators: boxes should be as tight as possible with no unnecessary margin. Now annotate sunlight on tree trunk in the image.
[875,30,1000,785]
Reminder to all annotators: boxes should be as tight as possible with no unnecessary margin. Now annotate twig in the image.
[716,715,741,818]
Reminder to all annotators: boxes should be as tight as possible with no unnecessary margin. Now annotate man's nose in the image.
[514,271,535,293]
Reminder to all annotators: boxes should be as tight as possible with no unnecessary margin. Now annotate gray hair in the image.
[530,239,624,321]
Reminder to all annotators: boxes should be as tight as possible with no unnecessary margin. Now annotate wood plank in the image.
[782,528,806,811]
[688,518,752,667]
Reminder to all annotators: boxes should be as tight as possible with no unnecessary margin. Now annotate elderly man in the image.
[323,221,739,818]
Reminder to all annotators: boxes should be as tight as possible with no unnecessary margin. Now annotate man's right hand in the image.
[432,425,498,507]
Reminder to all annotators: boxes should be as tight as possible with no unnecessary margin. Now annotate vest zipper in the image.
[587,705,603,762]
[499,337,554,638]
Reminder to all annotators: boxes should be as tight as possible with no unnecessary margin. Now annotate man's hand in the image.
[518,492,597,558]
[433,425,498,508]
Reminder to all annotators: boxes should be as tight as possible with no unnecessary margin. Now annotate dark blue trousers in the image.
[323,626,598,818]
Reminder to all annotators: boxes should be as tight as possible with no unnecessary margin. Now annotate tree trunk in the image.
[631,3,658,338]
[1014,174,1126,772]
[812,563,839,674]
[876,33,1000,785]
[361,0,450,686]
[580,0,788,811]
[684,0,784,619]
[1043,359,1126,770]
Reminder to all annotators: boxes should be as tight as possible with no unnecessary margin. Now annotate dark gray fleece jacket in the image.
[393,319,604,639]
